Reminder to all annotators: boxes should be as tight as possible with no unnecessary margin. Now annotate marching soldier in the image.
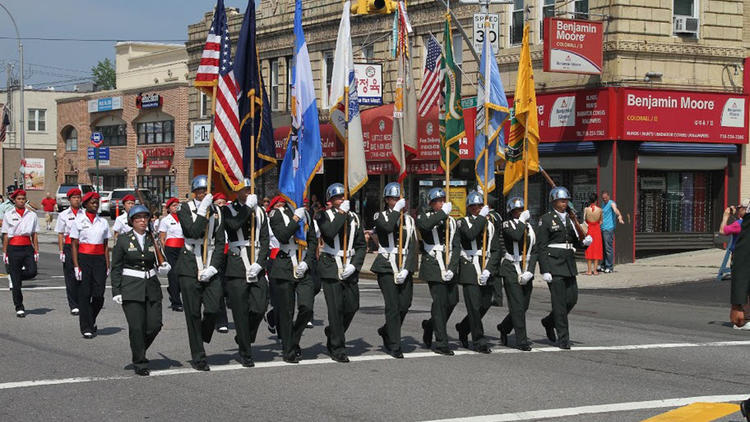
[56,188,82,315]
[110,205,171,376]
[454,191,496,354]
[417,187,459,355]
[316,183,366,363]
[371,182,417,359]
[70,192,111,339]
[2,189,39,317]
[497,197,537,351]
[487,202,505,307]
[537,187,592,350]
[268,196,316,364]
[158,197,184,312]
[175,175,224,370]
[218,179,270,367]
[112,194,136,240]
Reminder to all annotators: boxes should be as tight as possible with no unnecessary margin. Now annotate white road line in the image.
[1,340,749,390]
[421,394,750,422]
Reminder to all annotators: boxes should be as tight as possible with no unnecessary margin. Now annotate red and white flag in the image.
[417,35,443,117]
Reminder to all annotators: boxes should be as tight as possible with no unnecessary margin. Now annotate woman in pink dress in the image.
[584,193,603,275]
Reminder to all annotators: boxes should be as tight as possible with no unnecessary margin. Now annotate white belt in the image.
[322,245,354,258]
[423,243,444,255]
[504,252,520,262]
[122,268,156,279]
[460,249,486,258]
[548,243,576,252]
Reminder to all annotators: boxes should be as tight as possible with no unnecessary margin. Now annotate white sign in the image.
[721,98,745,128]
[192,122,212,145]
[23,158,45,191]
[87,96,123,113]
[550,96,576,128]
[473,14,499,54]
[353,63,382,106]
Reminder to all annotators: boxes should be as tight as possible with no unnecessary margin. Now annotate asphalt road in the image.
[1,250,748,421]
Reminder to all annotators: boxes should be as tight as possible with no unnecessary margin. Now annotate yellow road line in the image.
[642,402,740,422]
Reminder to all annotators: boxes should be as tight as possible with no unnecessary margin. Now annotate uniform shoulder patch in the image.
[374,212,380,220]
[269,209,278,218]
[503,221,510,228]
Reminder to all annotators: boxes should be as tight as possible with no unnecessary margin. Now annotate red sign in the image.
[619,88,748,143]
[140,147,174,158]
[138,147,174,169]
[543,18,603,75]
[533,89,611,142]
[273,124,342,159]
[148,160,171,169]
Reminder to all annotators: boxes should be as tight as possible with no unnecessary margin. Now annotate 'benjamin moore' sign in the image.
[543,18,603,75]
[88,96,123,113]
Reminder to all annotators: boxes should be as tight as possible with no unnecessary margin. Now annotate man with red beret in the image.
[112,194,136,241]
[2,189,39,317]
[70,191,111,339]
[158,197,184,312]
[56,188,83,315]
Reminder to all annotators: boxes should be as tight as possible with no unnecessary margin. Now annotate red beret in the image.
[266,195,286,213]
[213,192,227,202]
[165,197,179,208]
[67,188,81,198]
[10,189,26,199]
[121,194,136,202]
[82,191,100,203]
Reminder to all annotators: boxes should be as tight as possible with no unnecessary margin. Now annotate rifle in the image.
[133,184,165,266]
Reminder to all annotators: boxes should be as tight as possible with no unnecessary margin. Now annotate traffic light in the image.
[351,0,397,15]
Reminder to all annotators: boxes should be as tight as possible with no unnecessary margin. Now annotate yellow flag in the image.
[503,23,540,195]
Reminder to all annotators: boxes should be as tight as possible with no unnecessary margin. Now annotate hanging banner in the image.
[543,18,603,75]
[23,158,45,190]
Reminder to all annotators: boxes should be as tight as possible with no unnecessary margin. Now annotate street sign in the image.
[87,147,110,160]
[473,13,499,54]
[90,132,103,147]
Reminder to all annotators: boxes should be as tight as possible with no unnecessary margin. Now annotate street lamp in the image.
[0,2,24,187]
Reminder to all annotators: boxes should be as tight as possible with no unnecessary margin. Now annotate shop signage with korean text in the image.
[543,18,603,75]
[88,96,123,113]
[354,63,382,105]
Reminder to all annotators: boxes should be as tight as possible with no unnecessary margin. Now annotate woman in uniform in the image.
[158,197,184,312]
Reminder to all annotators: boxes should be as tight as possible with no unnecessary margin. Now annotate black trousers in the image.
[376,272,413,352]
[164,246,182,308]
[7,245,37,311]
[77,253,106,334]
[499,271,534,346]
[215,274,231,329]
[274,276,315,359]
[322,278,359,357]
[179,275,222,363]
[122,295,162,370]
[225,277,267,361]
[542,276,578,343]
[62,244,77,310]
[424,281,459,350]
[456,283,493,348]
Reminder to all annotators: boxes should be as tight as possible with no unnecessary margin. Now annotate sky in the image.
[0,0,254,90]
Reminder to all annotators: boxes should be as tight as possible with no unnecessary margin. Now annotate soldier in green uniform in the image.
[497,197,537,351]
[316,183,366,363]
[537,187,592,350]
[454,191,496,354]
[218,177,270,368]
[268,196,317,364]
[110,205,171,376]
[175,175,225,371]
[371,182,417,359]
[487,202,505,307]
[417,187,459,356]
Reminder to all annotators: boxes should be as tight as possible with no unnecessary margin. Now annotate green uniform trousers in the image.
[456,283,493,348]
[542,276,578,343]
[274,277,315,359]
[376,273,413,352]
[490,276,503,306]
[499,270,534,346]
[322,278,359,357]
[225,277,268,360]
[179,275,223,363]
[424,281,458,350]
[122,297,162,370]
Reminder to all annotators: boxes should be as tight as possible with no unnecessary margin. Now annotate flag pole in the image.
[481,98,489,270]
[250,92,256,265]
[342,81,349,266]
[521,122,530,270]
[202,84,218,265]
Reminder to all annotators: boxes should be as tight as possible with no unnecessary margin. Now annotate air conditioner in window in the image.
[673,16,699,35]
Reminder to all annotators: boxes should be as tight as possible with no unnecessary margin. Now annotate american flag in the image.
[418,35,442,117]
[194,1,224,92]
[0,105,9,143]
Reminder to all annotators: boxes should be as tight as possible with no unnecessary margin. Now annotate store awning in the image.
[638,142,737,155]
[273,124,342,159]
[539,141,597,155]
[360,104,444,163]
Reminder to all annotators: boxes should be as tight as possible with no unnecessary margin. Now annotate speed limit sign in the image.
[473,14,499,54]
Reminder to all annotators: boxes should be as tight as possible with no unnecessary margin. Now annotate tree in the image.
[91,58,116,91]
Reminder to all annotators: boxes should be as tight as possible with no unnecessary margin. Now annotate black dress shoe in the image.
[477,345,492,354]
[498,326,508,347]
[518,343,532,352]
[542,318,557,343]
[191,361,210,371]
[421,320,432,349]
[241,357,255,368]
[294,346,302,358]
[284,355,300,364]
[134,368,150,376]
[456,323,469,349]
[377,326,390,352]
[331,354,349,363]
[82,332,93,339]
[391,350,404,359]
[558,341,571,350]
[740,398,750,421]
[433,347,454,356]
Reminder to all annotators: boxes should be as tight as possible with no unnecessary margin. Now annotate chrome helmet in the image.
[191,175,208,192]
[549,186,571,202]
[506,197,524,213]
[466,190,483,207]
[235,177,253,192]
[427,187,446,202]
[383,182,401,198]
[326,183,346,201]
[127,205,151,222]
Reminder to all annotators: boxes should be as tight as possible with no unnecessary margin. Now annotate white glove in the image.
[520,271,534,285]
[197,193,213,217]
[295,261,309,278]
[442,269,454,282]
[2,253,6,265]
[339,200,350,213]
[341,263,356,279]
[583,235,593,246]
[294,207,307,222]
[245,194,258,209]
[74,267,83,281]
[396,269,409,284]
[479,269,491,285]
[199,265,218,282]
[393,198,406,213]
[441,202,452,215]
[107,268,111,278]
[34,252,39,262]
[247,262,263,278]
[542,273,552,283]
[112,295,123,305]
[479,205,490,217]
[519,210,531,223]
[59,251,66,263]
[158,262,171,276]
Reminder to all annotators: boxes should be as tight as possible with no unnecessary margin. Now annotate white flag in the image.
[391,1,417,184]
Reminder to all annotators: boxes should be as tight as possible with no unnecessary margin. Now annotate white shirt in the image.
[112,212,132,234]
[69,212,111,244]
[55,207,80,237]
[554,209,569,224]
[1,207,38,237]
[133,230,146,250]
[158,213,184,240]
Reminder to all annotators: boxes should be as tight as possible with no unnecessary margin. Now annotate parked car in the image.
[110,188,156,219]
[98,191,113,215]
[56,184,95,211]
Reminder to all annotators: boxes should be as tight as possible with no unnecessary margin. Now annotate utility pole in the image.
[0,3,24,186]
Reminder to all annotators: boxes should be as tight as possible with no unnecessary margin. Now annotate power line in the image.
[0,36,187,43]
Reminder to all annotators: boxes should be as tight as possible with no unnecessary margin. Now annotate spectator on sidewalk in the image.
[584,193,603,275]
[41,192,57,231]
[600,190,624,273]
[730,212,750,330]
[720,200,748,252]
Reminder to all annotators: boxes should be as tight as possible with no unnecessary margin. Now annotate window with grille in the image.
[95,124,127,147]
[510,0,524,45]
[137,120,174,145]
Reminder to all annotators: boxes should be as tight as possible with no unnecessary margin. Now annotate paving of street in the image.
[0,247,748,421]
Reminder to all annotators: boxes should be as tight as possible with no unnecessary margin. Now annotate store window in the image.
[637,171,714,233]
[270,58,280,111]
[539,0,555,41]
[200,91,210,118]
[64,127,78,151]
[137,120,174,145]
[574,0,589,19]
[138,175,176,205]
[28,109,46,132]
[65,174,78,184]
[321,51,334,108]
[95,124,127,147]
[101,174,126,191]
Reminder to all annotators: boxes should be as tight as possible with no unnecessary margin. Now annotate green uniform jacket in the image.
[315,209,366,281]
[536,211,584,277]
[456,214,501,285]
[175,201,224,277]
[110,231,162,302]
[218,201,270,279]
[731,217,750,304]
[500,218,538,276]
[268,206,317,281]
[370,209,418,274]
[488,210,505,273]
[417,209,460,283]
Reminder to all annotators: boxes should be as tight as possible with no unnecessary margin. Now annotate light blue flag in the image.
[475,24,510,194]
[278,0,323,240]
